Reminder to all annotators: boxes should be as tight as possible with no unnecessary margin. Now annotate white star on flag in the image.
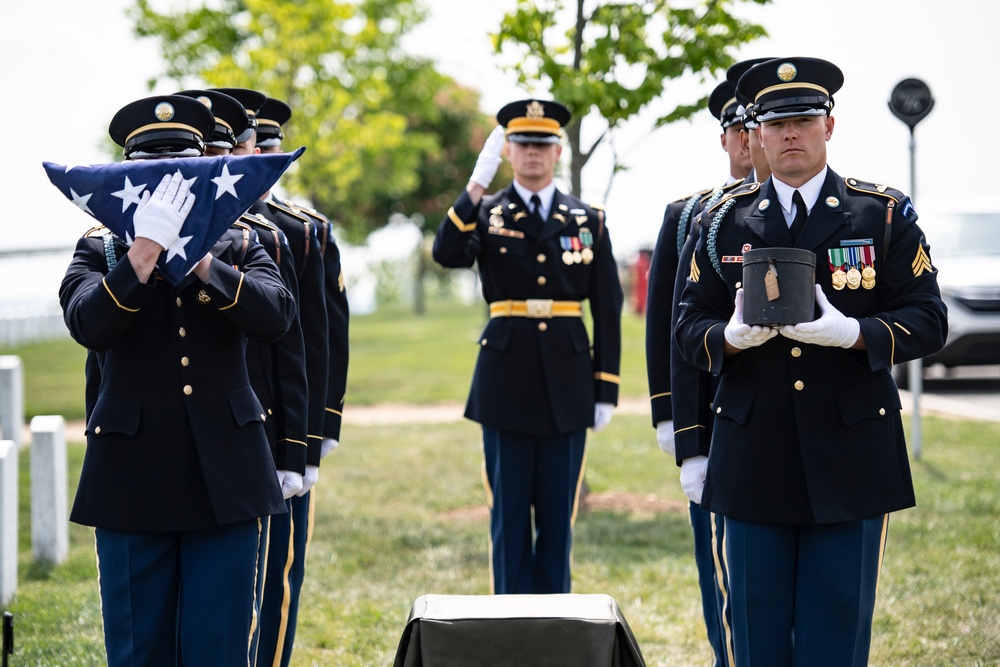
[165,234,194,263]
[111,177,147,213]
[70,189,94,215]
[211,164,243,200]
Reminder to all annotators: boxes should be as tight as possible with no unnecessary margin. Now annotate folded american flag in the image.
[43,147,305,284]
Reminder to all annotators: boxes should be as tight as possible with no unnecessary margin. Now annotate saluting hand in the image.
[469,125,506,189]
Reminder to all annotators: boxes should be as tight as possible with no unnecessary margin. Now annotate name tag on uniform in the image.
[488,227,525,239]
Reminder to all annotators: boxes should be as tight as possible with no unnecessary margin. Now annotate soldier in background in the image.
[644,76,751,667]
[251,94,350,667]
[433,98,623,594]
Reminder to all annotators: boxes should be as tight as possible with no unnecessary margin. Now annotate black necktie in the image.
[790,190,807,241]
[530,194,542,220]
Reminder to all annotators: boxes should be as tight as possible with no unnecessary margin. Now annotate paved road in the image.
[344,371,1000,426]
[38,366,1000,443]
[901,365,1000,423]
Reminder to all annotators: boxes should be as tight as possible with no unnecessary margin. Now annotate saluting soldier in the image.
[433,98,623,595]
[645,75,753,667]
[675,57,948,665]
[59,94,294,667]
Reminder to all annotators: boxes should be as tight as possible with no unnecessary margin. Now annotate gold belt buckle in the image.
[525,299,553,318]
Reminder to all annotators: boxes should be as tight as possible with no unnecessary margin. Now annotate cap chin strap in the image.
[127,147,203,159]
[755,107,829,123]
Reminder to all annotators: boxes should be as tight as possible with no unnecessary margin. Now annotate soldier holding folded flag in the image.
[54,93,296,667]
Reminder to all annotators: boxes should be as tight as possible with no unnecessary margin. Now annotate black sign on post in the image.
[888,78,935,131]
[888,77,934,460]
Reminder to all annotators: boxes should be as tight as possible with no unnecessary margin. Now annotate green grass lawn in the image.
[3,302,1000,664]
[6,415,1000,665]
[1,301,649,420]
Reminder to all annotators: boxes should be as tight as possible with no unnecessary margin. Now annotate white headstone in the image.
[0,440,17,606]
[30,415,68,564]
[0,357,24,450]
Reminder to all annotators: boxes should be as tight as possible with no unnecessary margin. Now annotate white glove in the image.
[132,171,195,250]
[297,465,319,496]
[276,469,303,499]
[780,284,860,348]
[320,438,338,459]
[469,125,506,188]
[656,421,675,457]
[592,402,615,432]
[679,455,709,504]
[724,288,778,350]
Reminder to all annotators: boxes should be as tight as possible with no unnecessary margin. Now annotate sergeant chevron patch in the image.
[911,244,933,276]
[689,255,701,282]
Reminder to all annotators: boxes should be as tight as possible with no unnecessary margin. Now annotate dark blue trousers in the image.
[723,515,888,667]
[95,519,261,667]
[256,492,312,667]
[482,427,587,594]
[691,502,729,667]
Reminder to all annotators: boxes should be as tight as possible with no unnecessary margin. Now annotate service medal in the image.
[581,247,594,264]
[846,267,862,290]
[831,269,847,290]
[828,247,848,290]
[860,245,876,289]
[560,237,574,264]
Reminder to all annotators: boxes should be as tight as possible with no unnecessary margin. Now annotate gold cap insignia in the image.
[196,95,212,110]
[526,100,545,119]
[154,102,175,122]
[776,62,797,82]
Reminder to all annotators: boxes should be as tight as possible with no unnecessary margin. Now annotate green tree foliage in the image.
[493,0,771,197]
[129,0,496,243]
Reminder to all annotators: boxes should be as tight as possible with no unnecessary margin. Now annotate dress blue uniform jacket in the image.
[240,214,310,475]
[276,201,350,450]
[61,225,294,532]
[254,199,332,463]
[646,182,743,463]
[646,187,714,426]
[433,185,623,436]
[676,168,948,525]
